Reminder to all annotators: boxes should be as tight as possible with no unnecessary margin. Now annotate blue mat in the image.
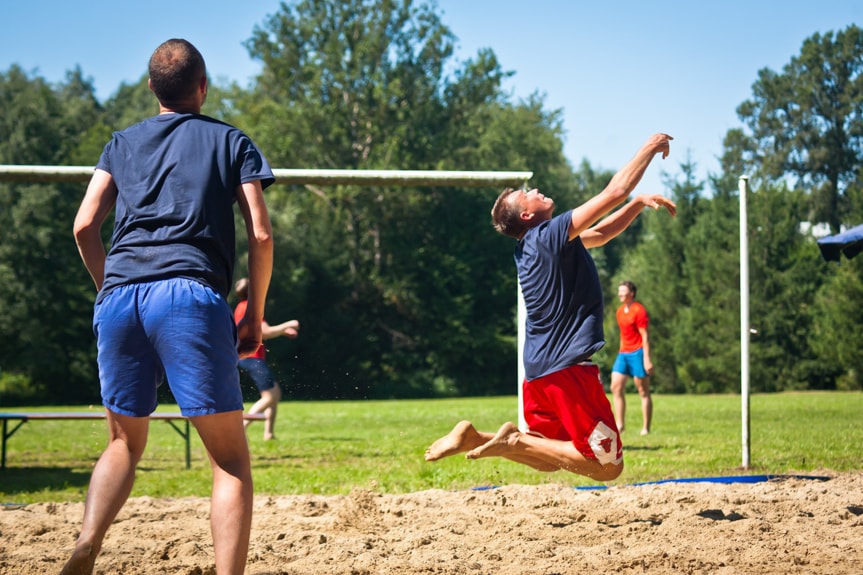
[573,474,832,490]
[471,474,831,492]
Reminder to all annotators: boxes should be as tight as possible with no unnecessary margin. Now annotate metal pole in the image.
[0,165,532,188]
[516,177,530,432]
[517,281,527,431]
[738,175,751,470]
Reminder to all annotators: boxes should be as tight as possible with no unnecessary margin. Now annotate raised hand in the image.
[637,194,677,217]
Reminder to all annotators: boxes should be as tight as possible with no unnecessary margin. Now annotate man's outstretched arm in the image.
[568,133,673,241]
[580,194,676,249]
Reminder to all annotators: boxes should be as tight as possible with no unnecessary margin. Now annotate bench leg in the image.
[164,419,192,469]
[1,419,29,471]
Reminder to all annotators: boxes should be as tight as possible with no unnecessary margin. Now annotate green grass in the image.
[2,392,861,504]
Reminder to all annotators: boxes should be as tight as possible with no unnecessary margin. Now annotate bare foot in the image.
[425,421,482,461]
[59,544,96,575]
[466,421,519,460]
[263,433,275,441]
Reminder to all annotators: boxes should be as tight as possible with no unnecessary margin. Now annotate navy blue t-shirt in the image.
[96,113,274,301]
[516,210,605,380]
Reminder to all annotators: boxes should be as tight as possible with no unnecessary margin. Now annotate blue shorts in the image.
[612,348,647,378]
[238,358,276,392]
[93,278,243,417]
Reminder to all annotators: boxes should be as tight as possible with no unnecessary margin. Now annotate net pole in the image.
[739,175,751,470]
[516,177,530,432]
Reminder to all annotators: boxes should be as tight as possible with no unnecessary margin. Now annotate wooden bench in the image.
[0,411,265,470]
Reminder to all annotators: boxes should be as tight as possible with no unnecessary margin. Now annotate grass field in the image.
[1,392,860,504]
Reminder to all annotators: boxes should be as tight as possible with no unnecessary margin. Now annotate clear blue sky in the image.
[2,1,859,193]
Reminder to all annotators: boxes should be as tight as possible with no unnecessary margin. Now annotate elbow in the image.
[584,232,610,248]
[252,228,274,249]
[72,218,96,246]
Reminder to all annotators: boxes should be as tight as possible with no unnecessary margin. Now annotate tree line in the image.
[1,1,861,404]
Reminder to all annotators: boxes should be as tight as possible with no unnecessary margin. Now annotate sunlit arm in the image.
[568,133,673,240]
[639,325,653,374]
[72,169,117,291]
[580,194,676,249]
[235,179,274,358]
[262,319,300,339]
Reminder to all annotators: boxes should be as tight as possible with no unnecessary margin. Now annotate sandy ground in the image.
[1,470,861,575]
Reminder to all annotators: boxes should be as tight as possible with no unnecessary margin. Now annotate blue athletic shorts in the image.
[93,278,243,417]
[612,348,647,378]
[238,357,276,392]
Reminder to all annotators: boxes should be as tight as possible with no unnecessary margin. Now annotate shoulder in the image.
[196,114,239,131]
[524,210,577,247]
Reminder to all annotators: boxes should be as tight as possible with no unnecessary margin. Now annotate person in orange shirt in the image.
[233,277,299,441]
[611,281,653,435]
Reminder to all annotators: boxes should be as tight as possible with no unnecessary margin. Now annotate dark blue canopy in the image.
[817,224,863,261]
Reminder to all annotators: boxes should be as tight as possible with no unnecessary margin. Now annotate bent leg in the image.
[246,386,281,440]
[262,385,281,440]
[191,411,253,575]
[633,376,652,434]
[467,422,623,481]
[425,421,492,461]
[60,412,149,575]
[610,371,628,433]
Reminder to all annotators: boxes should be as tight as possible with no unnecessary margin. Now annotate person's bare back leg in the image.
[262,386,281,440]
[465,422,519,460]
[59,412,149,575]
[425,420,491,461]
[464,422,559,471]
[246,386,280,440]
[467,422,623,481]
[634,376,652,435]
[192,411,253,575]
[610,371,627,433]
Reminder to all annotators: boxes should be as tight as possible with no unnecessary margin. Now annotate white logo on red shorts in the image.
[588,421,622,465]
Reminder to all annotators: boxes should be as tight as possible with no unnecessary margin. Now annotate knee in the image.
[634,379,650,396]
[262,387,281,403]
[593,461,624,481]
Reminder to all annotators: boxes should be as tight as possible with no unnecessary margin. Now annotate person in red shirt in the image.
[611,281,653,435]
[233,277,299,440]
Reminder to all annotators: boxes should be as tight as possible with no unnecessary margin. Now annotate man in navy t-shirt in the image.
[426,133,675,483]
[64,38,274,575]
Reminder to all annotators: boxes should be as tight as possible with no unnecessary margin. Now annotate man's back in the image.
[97,113,273,300]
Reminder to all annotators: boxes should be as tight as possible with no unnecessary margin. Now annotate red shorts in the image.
[522,363,622,465]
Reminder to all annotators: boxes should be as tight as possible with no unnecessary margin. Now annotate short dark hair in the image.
[148,38,206,107]
[491,187,527,239]
[619,280,637,297]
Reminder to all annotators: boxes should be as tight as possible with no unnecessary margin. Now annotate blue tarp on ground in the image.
[471,474,831,492]
[573,474,831,490]
[817,223,863,261]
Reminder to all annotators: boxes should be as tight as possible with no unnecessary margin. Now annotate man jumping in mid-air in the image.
[426,133,675,482]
